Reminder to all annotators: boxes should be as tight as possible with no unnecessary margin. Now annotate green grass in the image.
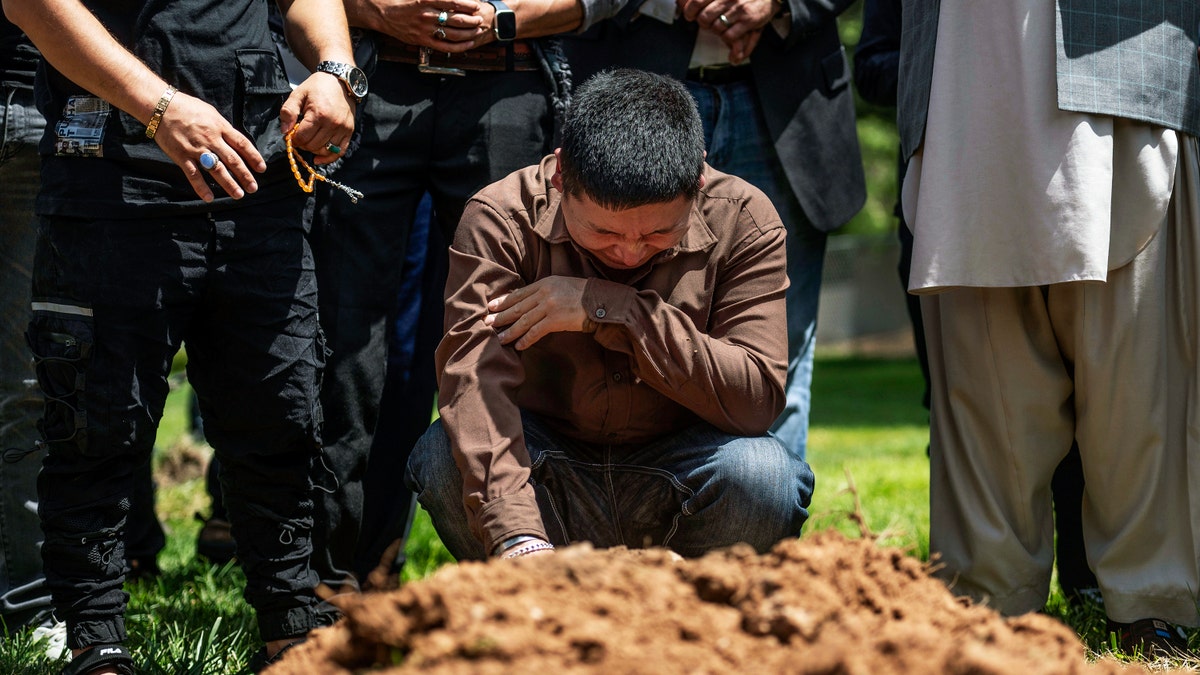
[805,358,930,557]
[4,355,1197,673]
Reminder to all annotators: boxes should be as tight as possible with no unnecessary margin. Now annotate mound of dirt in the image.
[268,533,1150,674]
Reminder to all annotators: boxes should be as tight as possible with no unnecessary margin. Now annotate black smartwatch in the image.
[486,0,517,42]
[316,60,369,102]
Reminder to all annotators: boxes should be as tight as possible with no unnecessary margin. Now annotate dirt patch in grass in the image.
[268,532,1159,674]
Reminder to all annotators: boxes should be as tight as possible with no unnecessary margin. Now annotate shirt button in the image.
[613,372,622,381]
[595,308,607,319]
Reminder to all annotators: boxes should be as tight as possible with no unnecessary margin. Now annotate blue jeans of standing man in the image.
[686,79,827,462]
[406,413,814,560]
[0,82,51,631]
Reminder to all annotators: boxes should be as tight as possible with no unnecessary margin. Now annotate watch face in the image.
[347,68,369,98]
[495,8,517,40]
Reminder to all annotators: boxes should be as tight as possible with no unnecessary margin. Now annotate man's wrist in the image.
[492,535,554,558]
[144,85,177,139]
[485,0,517,41]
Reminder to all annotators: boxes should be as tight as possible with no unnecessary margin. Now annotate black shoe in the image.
[1108,618,1192,658]
[195,513,237,565]
[60,643,135,675]
[247,639,304,673]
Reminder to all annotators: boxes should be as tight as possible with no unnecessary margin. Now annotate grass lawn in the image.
[2,355,1196,673]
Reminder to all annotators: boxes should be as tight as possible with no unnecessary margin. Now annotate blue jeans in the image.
[686,80,827,461]
[0,83,52,630]
[406,414,814,560]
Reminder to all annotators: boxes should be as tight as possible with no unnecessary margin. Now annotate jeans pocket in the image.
[25,304,95,455]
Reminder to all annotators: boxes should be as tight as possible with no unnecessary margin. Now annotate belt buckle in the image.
[418,47,466,76]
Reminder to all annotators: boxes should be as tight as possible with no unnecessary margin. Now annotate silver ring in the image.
[433,26,447,39]
[437,10,449,25]
[718,13,731,27]
[199,152,220,170]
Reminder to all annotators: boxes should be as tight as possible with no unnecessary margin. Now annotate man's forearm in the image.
[4,0,168,126]
[343,0,585,42]
[277,0,356,71]
[502,0,583,39]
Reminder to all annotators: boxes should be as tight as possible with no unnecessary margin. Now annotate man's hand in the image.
[678,0,773,62]
[361,0,487,51]
[484,276,595,349]
[279,71,357,166]
[151,92,267,202]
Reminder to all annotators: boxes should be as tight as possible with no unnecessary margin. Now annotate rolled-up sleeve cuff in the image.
[477,485,549,555]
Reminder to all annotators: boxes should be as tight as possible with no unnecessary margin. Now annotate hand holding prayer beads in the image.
[285,127,364,203]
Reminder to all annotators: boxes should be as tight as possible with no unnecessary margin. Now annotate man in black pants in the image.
[6,0,357,672]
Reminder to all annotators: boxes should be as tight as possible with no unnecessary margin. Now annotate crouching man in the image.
[407,69,814,561]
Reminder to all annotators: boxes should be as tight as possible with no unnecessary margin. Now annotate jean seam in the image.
[660,511,683,549]
[1,86,16,165]
[602,446,622,547]
[538,451,694,495]
[538,487,569,546]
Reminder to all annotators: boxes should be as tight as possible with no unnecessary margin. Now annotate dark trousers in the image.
[30,199,326,648]
[309,61,553,590]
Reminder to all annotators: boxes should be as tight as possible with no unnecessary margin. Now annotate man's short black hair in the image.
[559,69,705,209]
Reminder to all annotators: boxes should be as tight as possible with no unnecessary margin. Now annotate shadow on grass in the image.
[810,356,927,428]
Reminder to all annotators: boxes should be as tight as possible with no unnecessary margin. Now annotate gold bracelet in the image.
[144,85,177,140]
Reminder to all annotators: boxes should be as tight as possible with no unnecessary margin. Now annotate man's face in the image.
[560,191,693,270]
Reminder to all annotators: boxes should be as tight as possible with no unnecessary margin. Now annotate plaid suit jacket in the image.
[898,0,1200,159]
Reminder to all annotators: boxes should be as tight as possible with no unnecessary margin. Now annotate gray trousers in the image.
[923,135,1200,625]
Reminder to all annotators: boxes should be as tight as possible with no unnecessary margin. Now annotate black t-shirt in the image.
[36,0,299,217]
[0,18,38,89]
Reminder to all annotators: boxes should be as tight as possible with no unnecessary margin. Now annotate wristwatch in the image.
[315,60,369,102]
[486,0,517,42]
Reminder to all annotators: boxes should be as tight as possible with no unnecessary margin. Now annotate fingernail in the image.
[247,182,258,193]
[483,315,494,326]
[233,189,245,199]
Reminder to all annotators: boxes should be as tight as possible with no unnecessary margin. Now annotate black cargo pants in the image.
[27,197,328,649]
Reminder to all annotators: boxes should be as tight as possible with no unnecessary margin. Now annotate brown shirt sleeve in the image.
[436,196,548,554]
[581,220,789,435]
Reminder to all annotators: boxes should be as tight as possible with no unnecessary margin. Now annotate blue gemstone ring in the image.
[199,152,220,170]
[437,10,449,24]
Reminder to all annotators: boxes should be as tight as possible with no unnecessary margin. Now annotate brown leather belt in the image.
[376,37,540,72]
